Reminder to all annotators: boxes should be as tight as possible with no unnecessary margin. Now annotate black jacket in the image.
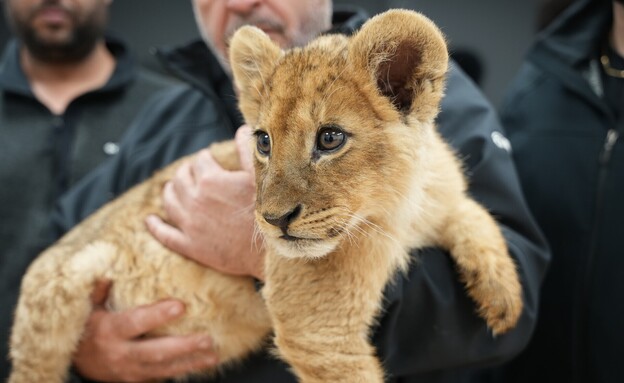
[54,10,549,383]
[0,37,178,380]
[0,37,177,257]
[492,0,622,382]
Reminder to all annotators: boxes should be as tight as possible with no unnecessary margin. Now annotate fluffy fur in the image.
[8,10,522,383]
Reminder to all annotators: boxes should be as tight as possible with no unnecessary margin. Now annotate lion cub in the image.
[8,10,522,383]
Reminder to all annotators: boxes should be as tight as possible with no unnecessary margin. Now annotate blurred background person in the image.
[486,0,624,382]
[0,0,176,380]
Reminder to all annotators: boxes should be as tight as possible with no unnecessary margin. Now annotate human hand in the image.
[73,280,218,382]
[146,125,264,280]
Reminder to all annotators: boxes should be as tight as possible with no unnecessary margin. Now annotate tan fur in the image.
[8,10,522,383]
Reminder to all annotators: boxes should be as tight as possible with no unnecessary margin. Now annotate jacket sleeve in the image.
[372,63,551,376]
[51,86,235,238]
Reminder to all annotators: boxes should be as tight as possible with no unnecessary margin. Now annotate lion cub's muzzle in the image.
[257,203,344,259]
[262,204,302,239]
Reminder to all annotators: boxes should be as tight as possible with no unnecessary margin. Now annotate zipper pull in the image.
[600,129,619,165]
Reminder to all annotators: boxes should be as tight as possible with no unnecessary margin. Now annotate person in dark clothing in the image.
[488,0,624,382]
[38,1,548,382]
[0,0,177,380]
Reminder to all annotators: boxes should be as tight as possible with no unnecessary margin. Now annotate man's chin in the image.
[32,36,73,52]
[22,33,97,63]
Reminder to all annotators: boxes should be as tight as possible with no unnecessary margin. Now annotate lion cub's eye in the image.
[255,131,271,156]
[317,126,346,151]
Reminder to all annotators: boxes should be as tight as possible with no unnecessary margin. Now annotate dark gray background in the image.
[0,0,542,107]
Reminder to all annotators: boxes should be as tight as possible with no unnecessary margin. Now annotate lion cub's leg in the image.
[9,242,116,383]
[439,197,523,335]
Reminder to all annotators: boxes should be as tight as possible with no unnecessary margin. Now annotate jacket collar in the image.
[154,38,243,127]
[0,35,137,98]
[532,0,611,68]
[527,0,612,115]
[154,38,228,103]
[327,6,369,35]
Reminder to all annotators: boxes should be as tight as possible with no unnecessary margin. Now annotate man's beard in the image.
[20,23,103,63]
[10,5,106,64]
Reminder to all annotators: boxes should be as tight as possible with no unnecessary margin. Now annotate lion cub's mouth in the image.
[279,234,322,242]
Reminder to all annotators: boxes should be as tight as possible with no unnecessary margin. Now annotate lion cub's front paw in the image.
[464,253,523,335]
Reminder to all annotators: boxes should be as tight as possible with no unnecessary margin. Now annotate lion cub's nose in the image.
[263,205,302,230]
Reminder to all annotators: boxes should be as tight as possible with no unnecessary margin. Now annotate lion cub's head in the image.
[229,10,448,259]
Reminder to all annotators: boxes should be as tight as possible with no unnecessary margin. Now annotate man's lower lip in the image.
[36,8,69,24]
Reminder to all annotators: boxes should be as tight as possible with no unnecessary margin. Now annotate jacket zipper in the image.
[599,129,619,164]
[578,128,619,381]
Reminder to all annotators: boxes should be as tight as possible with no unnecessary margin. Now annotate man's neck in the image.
[612,2,624,57]
[20,40,116,115]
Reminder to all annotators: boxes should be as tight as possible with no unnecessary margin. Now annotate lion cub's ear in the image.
[348,10,449,123]
[229,26,282,125]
